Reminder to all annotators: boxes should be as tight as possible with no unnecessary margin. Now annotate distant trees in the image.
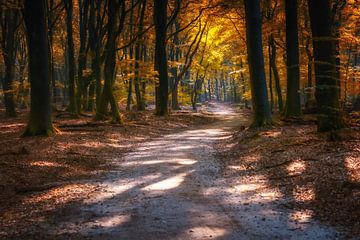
[22,0,56,136]
[243,0,272,126]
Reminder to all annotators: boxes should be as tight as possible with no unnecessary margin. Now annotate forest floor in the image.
[0,103,359,239]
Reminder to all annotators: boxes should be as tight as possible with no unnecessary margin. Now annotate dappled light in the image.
[0,0,359,239]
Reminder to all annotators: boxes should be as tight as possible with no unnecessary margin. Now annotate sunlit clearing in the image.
[287,160,306,174]
[186,226,227,239]
[143,172,189,191]
[91,215,130,228]
[293,186,315,202]
[289,210,313,224]
[30,161,66,168]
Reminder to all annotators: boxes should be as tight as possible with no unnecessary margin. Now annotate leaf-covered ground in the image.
[0,107,215,238]
[217,114,360,237]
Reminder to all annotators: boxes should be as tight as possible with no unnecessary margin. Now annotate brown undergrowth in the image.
[217,115,360,237]
[0,108,215,237]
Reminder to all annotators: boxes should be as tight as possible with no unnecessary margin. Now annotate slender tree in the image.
[96,0,124,123]
[308,0,345,131]
[244,0,272,126]
[23,0,56,136]
[63,0,77,115]
[154,0,169,116]
[1,6,19,117]
[284,0,301,117]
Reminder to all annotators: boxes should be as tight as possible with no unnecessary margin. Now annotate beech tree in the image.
[284,0,301,117]
[244,0,272,126]
[23,0,56,136]
[154,0,169,116]
[308,0,345,131]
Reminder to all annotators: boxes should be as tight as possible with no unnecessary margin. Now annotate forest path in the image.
[53,103,342,240]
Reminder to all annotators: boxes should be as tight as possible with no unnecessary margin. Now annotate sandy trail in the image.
[50,104,343,239]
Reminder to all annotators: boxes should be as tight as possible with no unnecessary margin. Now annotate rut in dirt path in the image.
[52,104,343,240]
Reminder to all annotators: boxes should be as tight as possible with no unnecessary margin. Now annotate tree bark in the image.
[284,0,301,117]
[64,0,78,115]
[154,0,169,116]
[244,0,272,126]
[23,0,56,136]
[1,8,18,117]
[308,0,345,131]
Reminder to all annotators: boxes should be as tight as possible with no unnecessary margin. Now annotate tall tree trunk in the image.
[308,0,344,131]
[154,0,169,116]
[134,0,147,111]
[1,9,18,117]
[77,0,90,112]
[244,0,272,126]
[23,0,56,136]
[64,0,78,115]
[126,0,135,111]
[285,0,301,117]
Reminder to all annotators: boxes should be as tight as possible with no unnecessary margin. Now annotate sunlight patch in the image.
[186,226,227,239]
[142,173,188,191]
[289,210,313,224]
[293,186,315,202]
[30,161,66,168]
[90,215,130,228]
[287,160,306,174]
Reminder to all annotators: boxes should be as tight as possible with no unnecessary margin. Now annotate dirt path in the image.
[46,104,344,239]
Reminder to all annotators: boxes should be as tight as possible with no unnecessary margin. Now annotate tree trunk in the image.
[154,0,169,116]
[64,0,77,115]
[1,9,18,117]
[269,35,283,112]
[96,0,122,123]
[134,0,147,111]
[244,0,272,126]
[284,0,301,117]
[23,0,56,136]
[308,0,344,131]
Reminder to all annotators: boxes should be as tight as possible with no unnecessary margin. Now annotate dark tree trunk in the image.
[308,0,344,131]
[154,0,169,116]
[23,0,56,136]
[77,0,90,112]
[1,9,18,117]
[284,0,301,117]
[244,0,272,126]
[88,0,102,111]
[64,0,77,115]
